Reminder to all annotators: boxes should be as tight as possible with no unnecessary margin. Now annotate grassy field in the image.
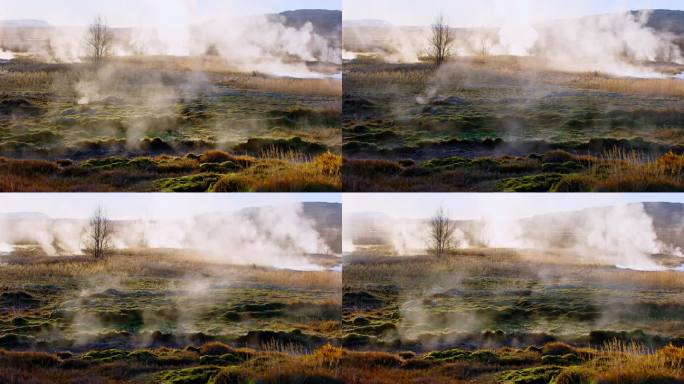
[0,56,341,191]
[0,247,342,383]
[343,56,684,191]
[341,247,684,383]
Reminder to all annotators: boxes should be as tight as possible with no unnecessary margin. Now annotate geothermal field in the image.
[341,194,684,383]
[0,196,345,383]
[0,5,342,192]
[342,8,684,192]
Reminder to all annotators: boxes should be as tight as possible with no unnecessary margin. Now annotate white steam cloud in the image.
[0,5,341,77]
[344,10,683,77]
[0,203,331,270]
[344,203,683,271]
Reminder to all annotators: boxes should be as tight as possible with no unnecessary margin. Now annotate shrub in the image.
[314,343,344,368]
[314,151,342,176]
[658,151,684,175]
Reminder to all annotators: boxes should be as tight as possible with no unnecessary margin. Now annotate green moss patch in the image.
[157,173,221,192]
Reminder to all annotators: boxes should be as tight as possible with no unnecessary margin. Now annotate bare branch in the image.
[427,205,455,257]
[85,205,113,259]
[428,13,455,66]
[85,15,114,65]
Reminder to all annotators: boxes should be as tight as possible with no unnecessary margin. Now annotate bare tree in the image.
[479,37,491,58]
[428,14,455,66]
[85,206,113,259]
[428,206,455,257]
[85,15,114,65]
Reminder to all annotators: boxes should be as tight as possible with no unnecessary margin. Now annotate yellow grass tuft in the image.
[573,73,684,98]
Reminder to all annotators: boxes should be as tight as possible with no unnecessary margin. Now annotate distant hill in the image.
[303,202,342,254]
[0,19,49,28]
[238,202,342,253]
[279,9,341,34]
[342,19,391,28]
[0,212,51,220]
[634,9,684,36]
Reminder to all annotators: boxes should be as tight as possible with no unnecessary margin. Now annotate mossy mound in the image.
[499,173,564,192]
[158,173,221,192]
[157,366,221,384]
[499,366,563,384]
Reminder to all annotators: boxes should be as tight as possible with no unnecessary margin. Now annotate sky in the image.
[0,0,341,27]
[0,193,341,220]
[343,193,684,220]
[343,0,684,26]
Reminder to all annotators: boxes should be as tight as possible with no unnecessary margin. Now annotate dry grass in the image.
[111,55,341,96]
[573,73,684,98]
[586,340,684,383]
[212,151,342,192]
[246,269,341,291]
[1,55,340,97]
[346,247,684,291]
[0,149,341,192]
[0,70,55,89]
[223,76,342,97]
[658,151,684,175]
[344,68,430,89]
[585,148,684,191]
[0,249,341,290]
[3,341,684,384]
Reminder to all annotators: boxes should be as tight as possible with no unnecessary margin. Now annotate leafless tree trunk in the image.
[86,206,113,259]
[428,206,455,257]
[479,37,491,58]
[85,15,114,65]
[428,14,455,66]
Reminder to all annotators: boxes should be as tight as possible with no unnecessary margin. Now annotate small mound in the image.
[0,98,42,117]
[342,291,385,309]
[0,291,41,309]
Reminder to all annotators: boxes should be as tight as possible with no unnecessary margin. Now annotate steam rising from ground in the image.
[529,11,682,77]
[344,10,682,77]
[190,14,341,76]
[0,203,331,270]
[345,203,683,271]
[0,5,341,77]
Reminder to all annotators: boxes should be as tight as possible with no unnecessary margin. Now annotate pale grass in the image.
[573,73,684,98]
[0,56,340,96]
[229,76,341,97]
[591,147,683,191]
[346,247,684,290]
[0,249,340,290]
[260,339,311,355]
[588,340,683,380]
[345,69,429,88]
[114,55,341,97]
[259,147,312,163]
[216,151,341,192]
